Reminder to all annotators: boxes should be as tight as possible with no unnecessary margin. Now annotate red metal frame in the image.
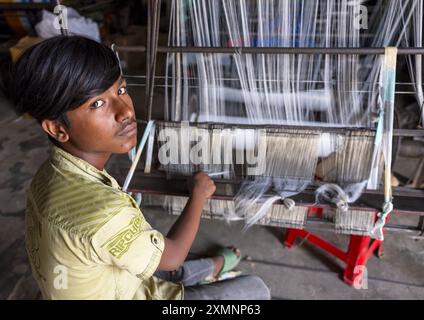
[284,207,384,287]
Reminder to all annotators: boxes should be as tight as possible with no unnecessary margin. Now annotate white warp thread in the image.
[315,181,368,212]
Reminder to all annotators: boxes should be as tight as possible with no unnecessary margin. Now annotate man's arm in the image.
[157,171,216,271]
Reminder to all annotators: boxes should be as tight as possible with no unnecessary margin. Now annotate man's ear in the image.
[41,119,69,143]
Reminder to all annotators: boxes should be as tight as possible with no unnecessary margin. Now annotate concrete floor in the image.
[0,80,423,300]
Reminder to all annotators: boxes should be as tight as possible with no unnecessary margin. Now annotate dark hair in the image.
[10,35,121,126]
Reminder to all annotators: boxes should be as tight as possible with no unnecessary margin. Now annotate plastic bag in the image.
[35,7,100,42]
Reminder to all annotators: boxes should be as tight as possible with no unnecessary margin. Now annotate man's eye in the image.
[91,100,105,109]
[118,86,127,95]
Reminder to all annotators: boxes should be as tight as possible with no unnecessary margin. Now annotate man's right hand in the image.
[189,171,216,200]
[159,171,216,271]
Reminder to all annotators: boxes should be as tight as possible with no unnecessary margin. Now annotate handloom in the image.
[157,0,413,237]
[116,0,424,287]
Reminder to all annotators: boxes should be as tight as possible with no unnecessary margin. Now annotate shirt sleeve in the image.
[91,207,165,281]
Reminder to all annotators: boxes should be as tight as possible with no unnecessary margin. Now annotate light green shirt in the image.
[25,146,183,300]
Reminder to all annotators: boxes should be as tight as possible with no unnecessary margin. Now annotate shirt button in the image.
[151,235,160,245]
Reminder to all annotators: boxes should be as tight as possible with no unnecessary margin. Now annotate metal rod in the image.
[117,46,424,55]
[152,120,424,137]
[0,3,53,10]
[125,74,424,86]
[136,119,424,137]
[156,120,373,132]
[174,0,182,121]
[127,83,424,96]
[145,0,152,120]
[117,46,147,52]
[393,129,424,137]
[146,0,161,121]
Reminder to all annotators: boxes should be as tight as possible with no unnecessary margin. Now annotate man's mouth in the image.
[117,121,137,137]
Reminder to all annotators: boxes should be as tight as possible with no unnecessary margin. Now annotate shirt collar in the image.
[50,146,121,189]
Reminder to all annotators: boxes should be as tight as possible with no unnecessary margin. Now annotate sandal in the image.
[199,247,242,284]
[215,247,242,277]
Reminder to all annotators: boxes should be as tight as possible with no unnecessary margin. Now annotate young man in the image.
[10,35,270,300]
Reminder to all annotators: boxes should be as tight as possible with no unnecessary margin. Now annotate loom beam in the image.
[124,172,424,215]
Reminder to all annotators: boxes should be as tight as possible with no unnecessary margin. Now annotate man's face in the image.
[64,76,137,155]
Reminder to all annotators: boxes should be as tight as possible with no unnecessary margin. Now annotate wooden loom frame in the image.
[114,0,424,287]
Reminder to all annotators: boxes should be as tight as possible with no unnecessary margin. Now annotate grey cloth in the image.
[154,258,271,300]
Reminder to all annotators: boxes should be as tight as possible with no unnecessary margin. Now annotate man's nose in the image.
[115,99,134,123]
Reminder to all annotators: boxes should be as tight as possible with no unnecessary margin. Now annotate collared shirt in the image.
[25,146,183,300]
